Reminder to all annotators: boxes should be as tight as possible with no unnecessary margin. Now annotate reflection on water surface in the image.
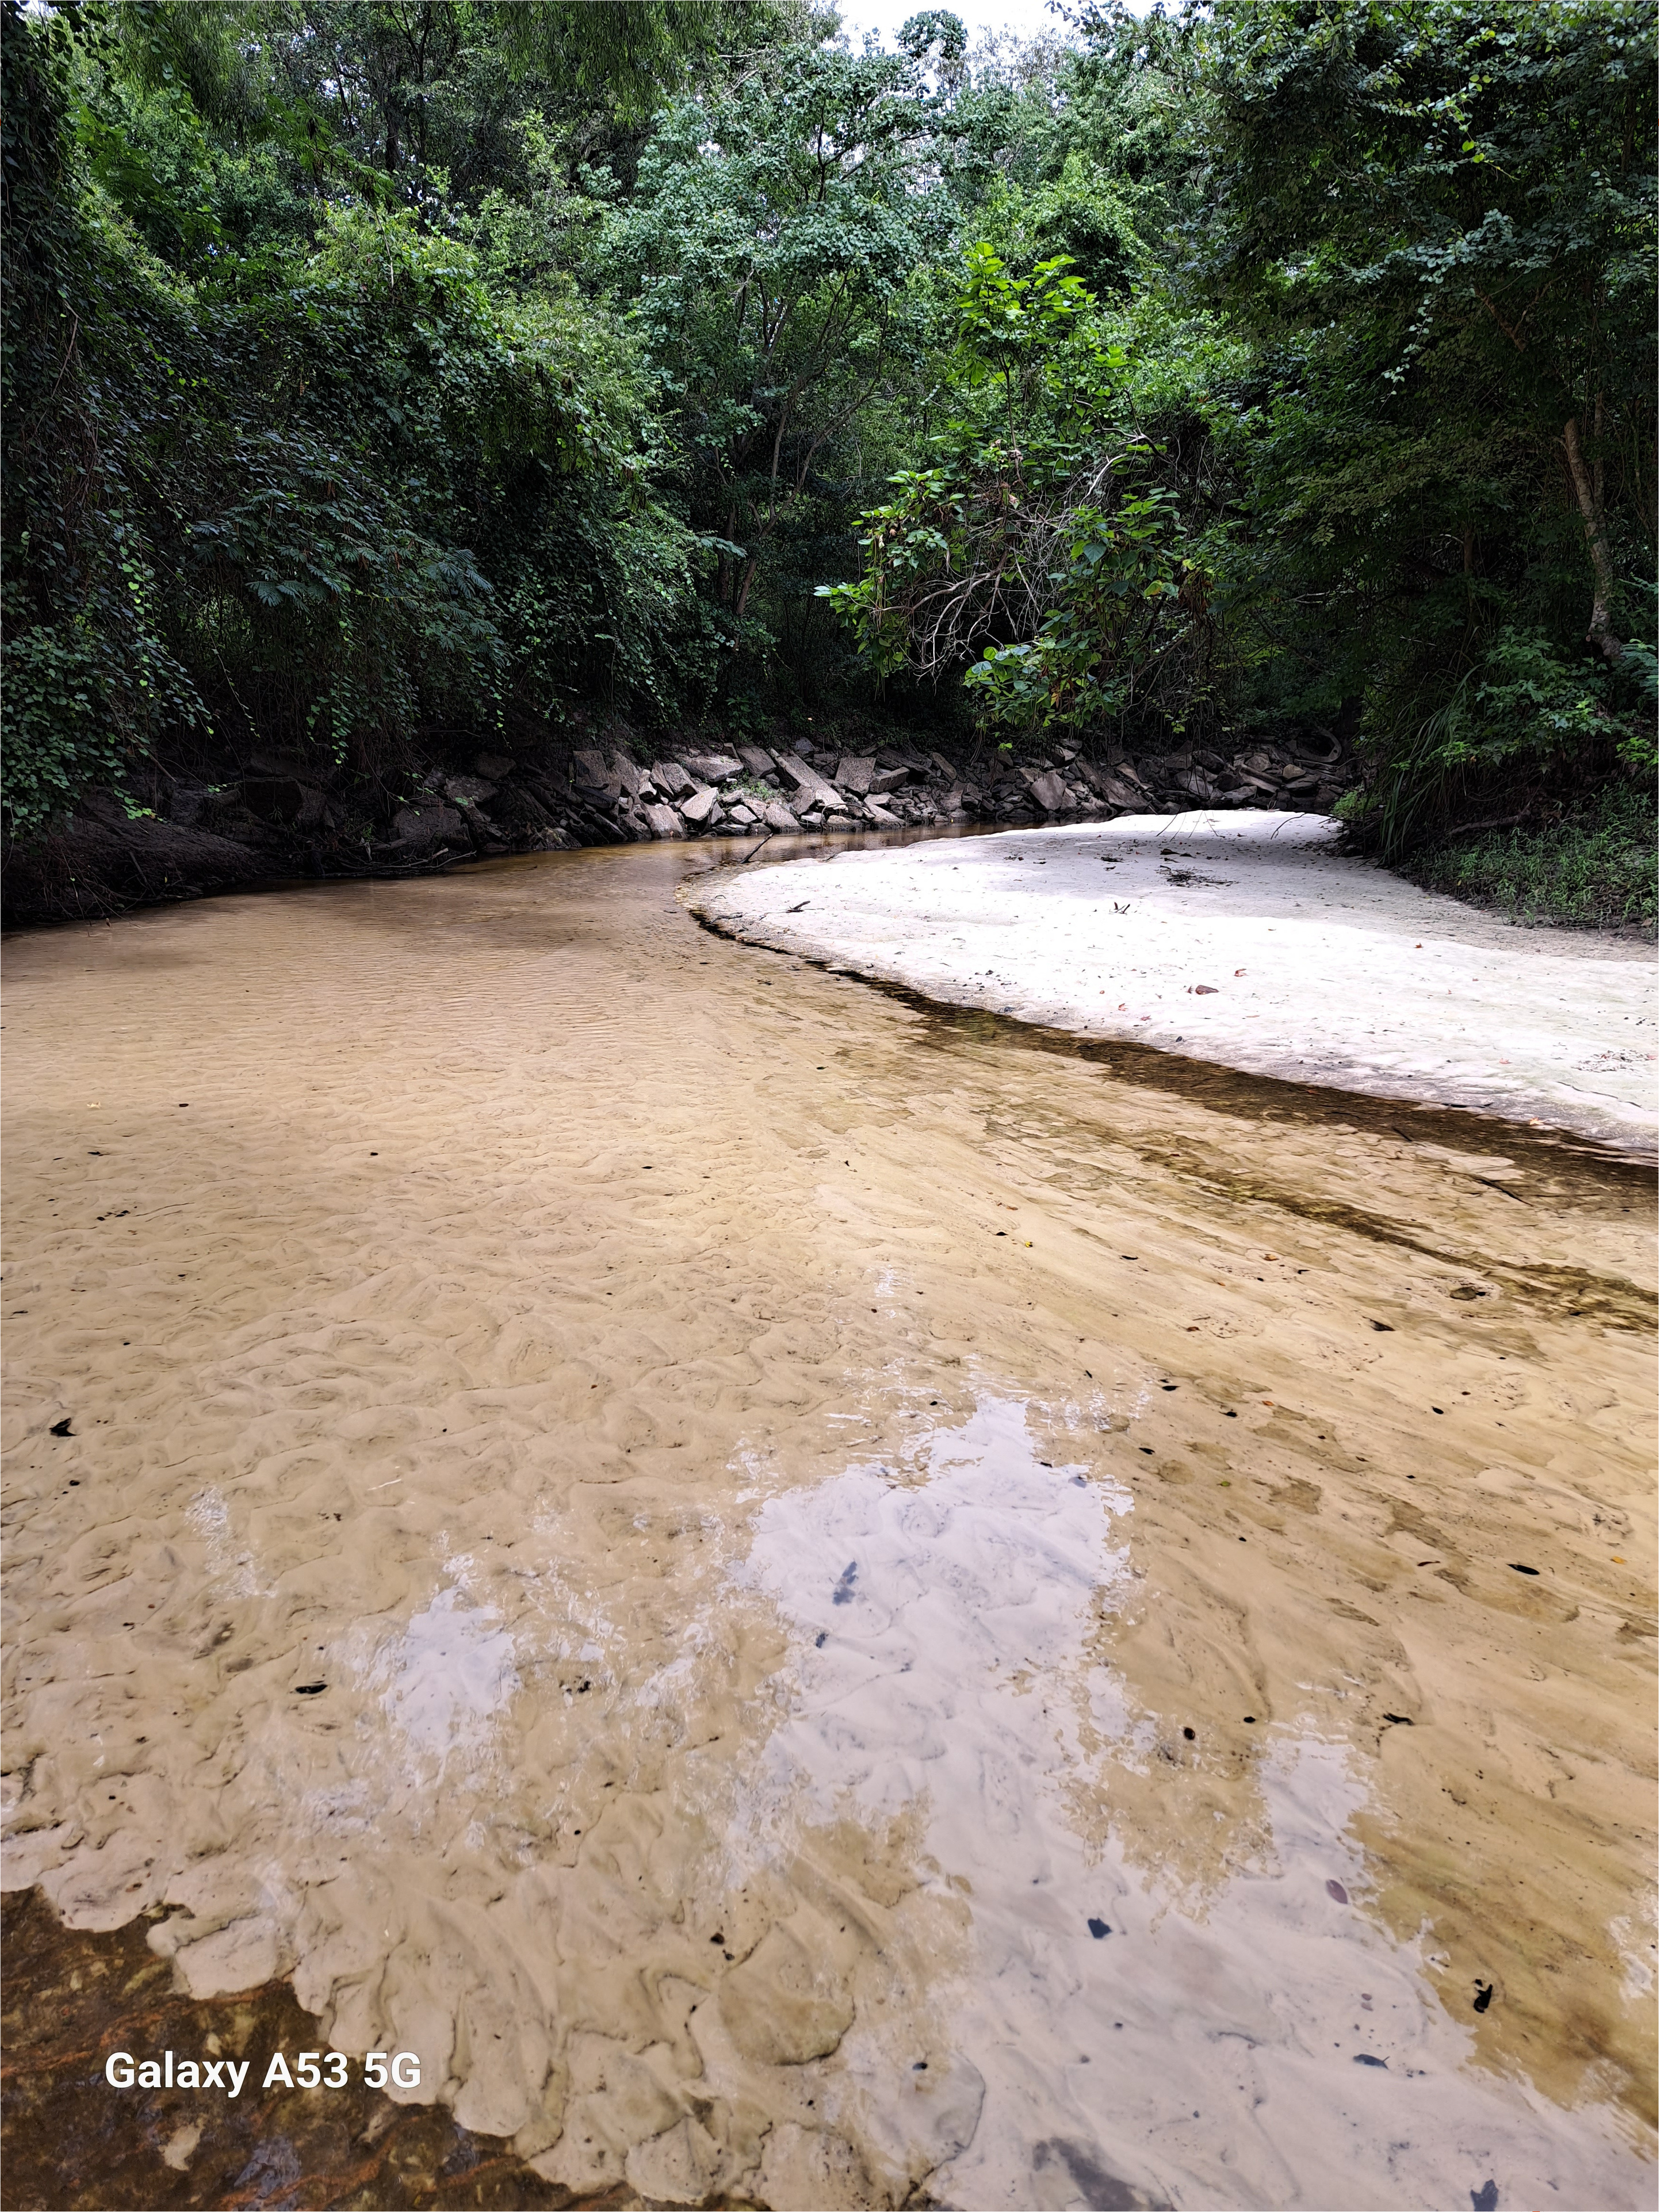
[1,841,1652,2208]
[373,1585,521,1767]
[734,1392,1647,2209]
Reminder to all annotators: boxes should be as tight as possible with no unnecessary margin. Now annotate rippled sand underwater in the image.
[2,841,1654,2209]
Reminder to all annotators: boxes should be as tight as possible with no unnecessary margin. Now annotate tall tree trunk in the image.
[1562,413,1624,662]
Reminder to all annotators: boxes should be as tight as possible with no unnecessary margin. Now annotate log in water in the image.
[2,840,1653,2209]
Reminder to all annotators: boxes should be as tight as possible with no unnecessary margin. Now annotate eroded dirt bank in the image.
[2,837,1654,2210]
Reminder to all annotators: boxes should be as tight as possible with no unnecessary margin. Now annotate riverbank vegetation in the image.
[1407,783,1657,934]
[3,0,1653,920]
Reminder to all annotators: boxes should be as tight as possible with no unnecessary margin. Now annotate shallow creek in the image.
[2,837,1654,2211]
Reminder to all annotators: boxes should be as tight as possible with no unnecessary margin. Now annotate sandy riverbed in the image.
[688,813,1657,1150]
[2,838,1654,2209]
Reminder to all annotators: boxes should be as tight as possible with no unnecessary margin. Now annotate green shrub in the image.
[1407,782,1656,932]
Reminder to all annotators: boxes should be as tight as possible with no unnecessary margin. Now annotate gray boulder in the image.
[393,802,466,848]
[683,752,742,785]
[642,802,685,839]
[1098,774,1144,808]
[835,755,875,795]
[240,757,328,826]
[166,781,215,829]
[679,785,720,825]
[651,759,695,799]
[774,754,841,810]
[1173,768,1220,803]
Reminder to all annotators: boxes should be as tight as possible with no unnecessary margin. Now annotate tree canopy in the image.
[3,0,1653,854]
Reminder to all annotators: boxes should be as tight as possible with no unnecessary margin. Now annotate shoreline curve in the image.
[683,810,1658,1154]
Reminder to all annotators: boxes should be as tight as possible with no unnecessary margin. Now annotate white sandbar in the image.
[689,811,1656,1149]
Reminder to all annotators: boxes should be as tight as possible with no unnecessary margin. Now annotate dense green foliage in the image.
[3,0,1654,870]
[1408,782,1657,931]
[1,0,725,838]
[1200,0,1657,849]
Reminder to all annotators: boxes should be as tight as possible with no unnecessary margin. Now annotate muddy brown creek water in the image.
[2,837,1654,2211]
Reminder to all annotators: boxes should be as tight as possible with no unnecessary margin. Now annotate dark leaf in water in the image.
[832,1561,858,1604]
[1352,2054,1387,2067]
[49,1417,73,1437]
[1325,1879,1348,1904]
[1383,1713,1414,1725]
[1086,1917,1112,1938]
[1471,2183,1498,2212]
[1508,1564,1539,1576]
[294,1682,327,1695]
[1192,984,1219,994]
[1473,1980,1493,2014]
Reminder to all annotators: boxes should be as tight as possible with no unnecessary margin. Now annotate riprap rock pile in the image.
[432,730,1353,852]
